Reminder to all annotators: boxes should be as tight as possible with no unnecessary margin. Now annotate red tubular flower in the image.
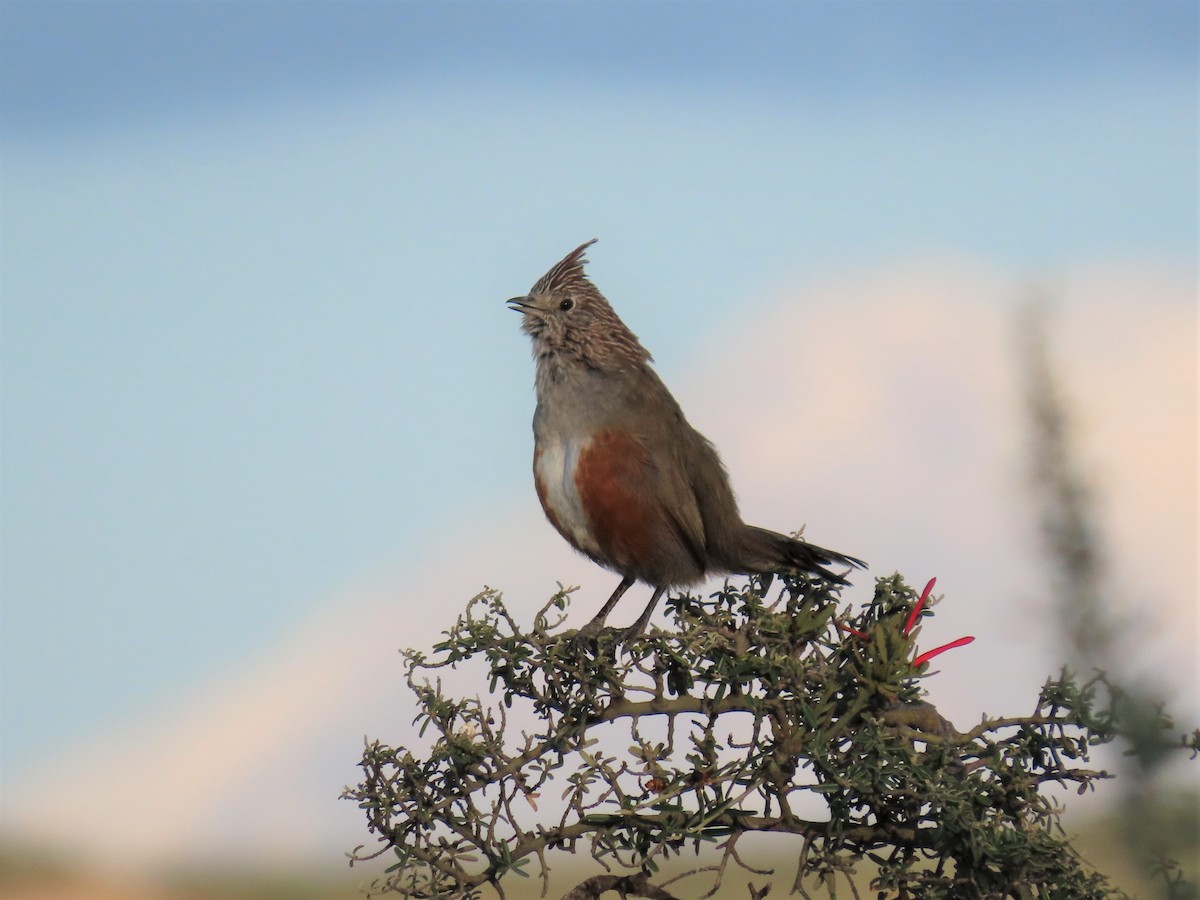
[837,620,871,640]
[838,576,973,669]
[912,636,975,667]
[903,577,938,636]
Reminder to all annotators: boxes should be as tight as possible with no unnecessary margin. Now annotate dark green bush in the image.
[345,573,1198,899]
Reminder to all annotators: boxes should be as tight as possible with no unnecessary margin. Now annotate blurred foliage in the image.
[345,575,1199,899]
[0,845,368,900]
[1021,302,1200,898]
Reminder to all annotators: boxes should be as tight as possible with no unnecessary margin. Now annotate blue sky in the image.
[4,1,1191,137]
[1,0,1196,794]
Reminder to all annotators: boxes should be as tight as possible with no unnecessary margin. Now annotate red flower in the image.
[840,576,974,668]
[836,621,871,641]
[901,578,974,667]
[903,578,938,636]
[913,636,975,667]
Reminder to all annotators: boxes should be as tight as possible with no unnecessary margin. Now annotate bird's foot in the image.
[566,621,654,655]
[616,621,649,644]
[565,619,612,654]
[575,618,606,641]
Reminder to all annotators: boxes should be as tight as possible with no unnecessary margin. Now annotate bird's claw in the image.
[564,622,645,655]
[616,623,648,644]
[565,622,611,654]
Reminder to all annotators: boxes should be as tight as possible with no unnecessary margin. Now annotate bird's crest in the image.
[520,238,653,371]
[532,238,598,297]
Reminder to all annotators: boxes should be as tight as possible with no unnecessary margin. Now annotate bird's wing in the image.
[644,419,710,572]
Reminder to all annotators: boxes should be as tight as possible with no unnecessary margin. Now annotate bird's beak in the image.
[506,295,535,313]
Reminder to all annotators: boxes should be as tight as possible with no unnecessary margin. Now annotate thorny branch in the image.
[344,574,1199,899]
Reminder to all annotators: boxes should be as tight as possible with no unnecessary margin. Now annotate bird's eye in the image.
[559,297,574,312]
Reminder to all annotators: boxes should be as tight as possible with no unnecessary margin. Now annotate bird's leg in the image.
[619,585,666,641]
[577,574,636,638]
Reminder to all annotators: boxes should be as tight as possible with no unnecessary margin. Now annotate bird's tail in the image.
[732,525,866,585]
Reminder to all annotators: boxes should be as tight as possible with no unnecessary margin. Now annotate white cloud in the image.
[4,257,1194,873]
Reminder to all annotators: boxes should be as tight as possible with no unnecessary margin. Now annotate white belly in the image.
[535,437,601,556]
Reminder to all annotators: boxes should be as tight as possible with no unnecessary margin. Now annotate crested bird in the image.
[507,239,864,638]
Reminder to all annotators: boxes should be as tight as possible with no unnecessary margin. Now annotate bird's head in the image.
[507,239,651,370]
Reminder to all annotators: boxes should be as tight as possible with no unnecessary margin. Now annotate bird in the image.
[507,239,865,639]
